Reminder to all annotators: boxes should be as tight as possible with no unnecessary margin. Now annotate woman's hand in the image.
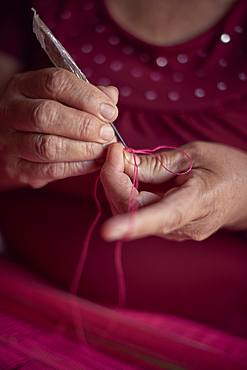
[0,68,118,189]
[100,142,247,241]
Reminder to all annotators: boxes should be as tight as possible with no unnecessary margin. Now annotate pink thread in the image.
[69,174,101,345]
[70,175,101,296]
[69,145,193,342]
[124,145,193,176]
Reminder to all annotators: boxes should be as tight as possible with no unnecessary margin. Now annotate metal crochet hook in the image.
[32,8,127,147]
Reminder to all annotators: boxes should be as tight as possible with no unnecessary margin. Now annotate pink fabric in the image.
[0,0,247,340]
[0,256,247,369]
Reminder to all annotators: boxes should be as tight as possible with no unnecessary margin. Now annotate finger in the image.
[97,86,119,105]
[123,147,192,184]
[100,143,137,213]
[8,98,115,143]
[7,131,104,163]
[101,181,199,241]
[9,69,118,122]
[10,158,101,189]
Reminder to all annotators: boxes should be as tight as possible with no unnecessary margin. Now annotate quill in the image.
[32,8,127,147]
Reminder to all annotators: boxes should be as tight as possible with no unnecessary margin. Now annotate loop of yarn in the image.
[69,145,193,343]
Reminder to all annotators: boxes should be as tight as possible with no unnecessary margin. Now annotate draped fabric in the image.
[0,256,247,369]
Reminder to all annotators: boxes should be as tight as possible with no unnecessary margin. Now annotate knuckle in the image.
[84,141,100,159]
[31,100,58,131]
[41,162,66,180]
[43,68,70,97]
[6,73,21,91]
[81,88,98,107]
[36,134,64,161]
[78,114,94,139]
[141,153,169,182]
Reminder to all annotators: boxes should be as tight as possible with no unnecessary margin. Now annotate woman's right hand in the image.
[0,68,118,189]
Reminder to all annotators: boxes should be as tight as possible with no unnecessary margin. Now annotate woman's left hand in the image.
[100,141,247,241]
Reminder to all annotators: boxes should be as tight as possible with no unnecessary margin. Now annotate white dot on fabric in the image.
[98,77,111,86]
[150,72,163,82]
[238,72,247,81]
[120,86,132,97]
[145,90,158,101]
[156,57,168,67]
[168,91,181,101]
[81,43,93,53]
[194,88,206,98]
[95,24,106,33]
[197,49,208,58]
[60,10,72,19]
[220,33,231,43]
[172,72,184,83]
[130,68,144,78]
[217,82,227,91]
[218,59,228,67]
[122,45,134,55]
[234,25,243,33]
[139,53,151,63]
[108,36,120,46]
[94,54,106,64]
[110,61,123,71]
[82,67,93,78]
[177,54,189,64]
[83,1,95,10]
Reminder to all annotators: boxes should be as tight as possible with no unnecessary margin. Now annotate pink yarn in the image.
[69,145,193,340]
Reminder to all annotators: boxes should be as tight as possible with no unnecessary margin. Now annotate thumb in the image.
[123,147,192,184]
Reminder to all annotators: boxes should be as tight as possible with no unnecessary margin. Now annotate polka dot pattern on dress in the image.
[150,72,163,82]
[220,33,231,43]
[130,68,144,78]
[109,36,120,46]
[168,91,181,101]
[177,54,189,64]
[194,89,206,98]
[60,10,72,20]
[83,1,94,10]
[110,61,123,71]
[172,73,184,83]
[81,44,93,53]
[238,72,247,81]
[217,82,227,91]
[120,86,132,97]
[218,59,228,67]
[44,0,247,110]
[145,90,158,101]
[156,57,168,67]
[94,54,106,64]
[234,25,244,33]
[95,24,106,33]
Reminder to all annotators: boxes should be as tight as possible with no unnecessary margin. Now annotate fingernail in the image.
[100,124,114,141]
[100,103,116,120]
[124,150,140,165]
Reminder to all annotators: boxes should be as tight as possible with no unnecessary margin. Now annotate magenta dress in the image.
[0,0,247,343]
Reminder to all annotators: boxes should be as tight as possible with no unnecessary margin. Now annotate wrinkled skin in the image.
[0,68,118,189]
[101,142,247,242]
